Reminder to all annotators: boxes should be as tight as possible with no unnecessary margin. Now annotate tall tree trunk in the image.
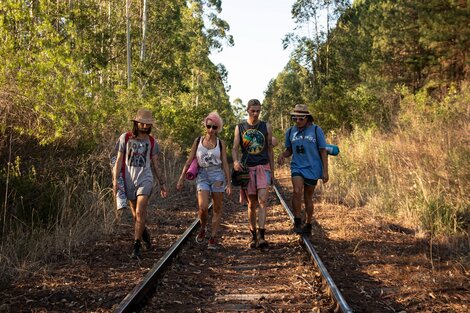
[139,0,148,93]
[140,0,147,62]
[326,2,329,80]
[126,0,132,87]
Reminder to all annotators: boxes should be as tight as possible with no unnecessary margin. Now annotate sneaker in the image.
[248,237,257,249]
[302,223,312,235]
[195,228,206,244]
[131,240,142,259]
[207,237,219,250]
[142,227,152,250]
[257,238,269,249]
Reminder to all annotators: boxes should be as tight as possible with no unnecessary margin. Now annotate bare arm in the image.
[320,148,329,183]
[176,138,199,190]
[232,125,243,171]
[277,129,293,165]
[220,139,231,196]
[112,151,124,196]
[266,122,274,182]
[151,153,168,197]
[277,147,293,165]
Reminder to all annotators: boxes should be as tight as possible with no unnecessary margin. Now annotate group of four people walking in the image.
[112,99,329,258]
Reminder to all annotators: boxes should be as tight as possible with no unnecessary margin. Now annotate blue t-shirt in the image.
[285,124,326,179]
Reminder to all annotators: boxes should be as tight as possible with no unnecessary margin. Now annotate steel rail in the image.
[113,207,206,313]
[273,184,353,313]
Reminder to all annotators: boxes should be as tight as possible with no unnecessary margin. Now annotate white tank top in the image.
[196,137,222,168]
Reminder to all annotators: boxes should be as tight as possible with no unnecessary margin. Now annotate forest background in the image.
[0,0,468,287]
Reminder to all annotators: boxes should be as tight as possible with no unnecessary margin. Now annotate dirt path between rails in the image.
[0,171,469,312]
[143,185,334,312]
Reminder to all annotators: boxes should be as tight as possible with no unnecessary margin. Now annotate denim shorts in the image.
[197,166,226,193]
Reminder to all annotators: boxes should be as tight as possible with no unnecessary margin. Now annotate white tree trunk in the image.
[126,0,132,87]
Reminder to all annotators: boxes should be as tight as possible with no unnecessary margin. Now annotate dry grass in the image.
[0,154,116,288]
[0,136,187,289]
[323,84,470,240]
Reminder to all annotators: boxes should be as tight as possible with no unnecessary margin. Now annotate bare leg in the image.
[129,200,137,222]
[133,195,149,241]
[211,191,224,238]
[247,195,258,232]
[303,185,316,224]
[197,190,210,230]
[257,188,268,229]
[291,176,305,219]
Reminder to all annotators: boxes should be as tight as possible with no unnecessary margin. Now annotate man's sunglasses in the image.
[206,124,218,130]
[292,115,306,121]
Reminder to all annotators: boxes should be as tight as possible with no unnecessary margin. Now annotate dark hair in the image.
[133,122,152,137]
[247,99,261,109]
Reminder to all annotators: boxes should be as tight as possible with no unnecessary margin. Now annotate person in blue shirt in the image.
[277,104,329,235]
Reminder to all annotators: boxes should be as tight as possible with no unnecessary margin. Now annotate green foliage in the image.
[0,0,235,245]
[268,0,467,133]
[0,157,60,228]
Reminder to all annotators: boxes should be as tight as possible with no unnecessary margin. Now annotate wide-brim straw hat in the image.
[290,104,312,116]
[131,109,155,125]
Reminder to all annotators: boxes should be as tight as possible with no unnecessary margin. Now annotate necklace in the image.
[203,135,217,149]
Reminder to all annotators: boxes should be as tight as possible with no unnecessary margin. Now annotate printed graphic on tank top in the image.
[242,128,265,155]
[197,138,222,168]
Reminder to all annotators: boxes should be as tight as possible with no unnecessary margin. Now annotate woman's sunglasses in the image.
[206,124,218,130]
[291,115,306,121]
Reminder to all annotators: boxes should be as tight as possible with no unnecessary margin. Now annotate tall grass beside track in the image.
[0,153,116,288]
[0,139,184,288]
[323,84,469,240]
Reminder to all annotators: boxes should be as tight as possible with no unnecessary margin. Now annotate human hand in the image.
[277,155,285,165]
[176,178,183,191]
[112,180,117,196]
[322,173,329,184]
[233,160,243,172]
[160,184,168,198]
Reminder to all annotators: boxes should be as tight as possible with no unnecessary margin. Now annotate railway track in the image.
[114,184,353,313]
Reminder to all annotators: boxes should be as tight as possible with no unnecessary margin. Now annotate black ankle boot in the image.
[142,227,152,250]
[131,240,142,259]
[293,217,302,234]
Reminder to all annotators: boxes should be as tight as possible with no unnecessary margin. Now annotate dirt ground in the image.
[0,170,469,312]
[276,172,469,312]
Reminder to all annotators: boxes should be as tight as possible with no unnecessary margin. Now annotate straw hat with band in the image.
[132,109,155,125]
[290,104,312,116]
[290,104,313,121]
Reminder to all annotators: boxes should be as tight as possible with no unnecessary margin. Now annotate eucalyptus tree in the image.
[264,60,306,133]
[284,0,351,100]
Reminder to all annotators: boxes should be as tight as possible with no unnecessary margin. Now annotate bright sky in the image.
[209,0,297,105]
